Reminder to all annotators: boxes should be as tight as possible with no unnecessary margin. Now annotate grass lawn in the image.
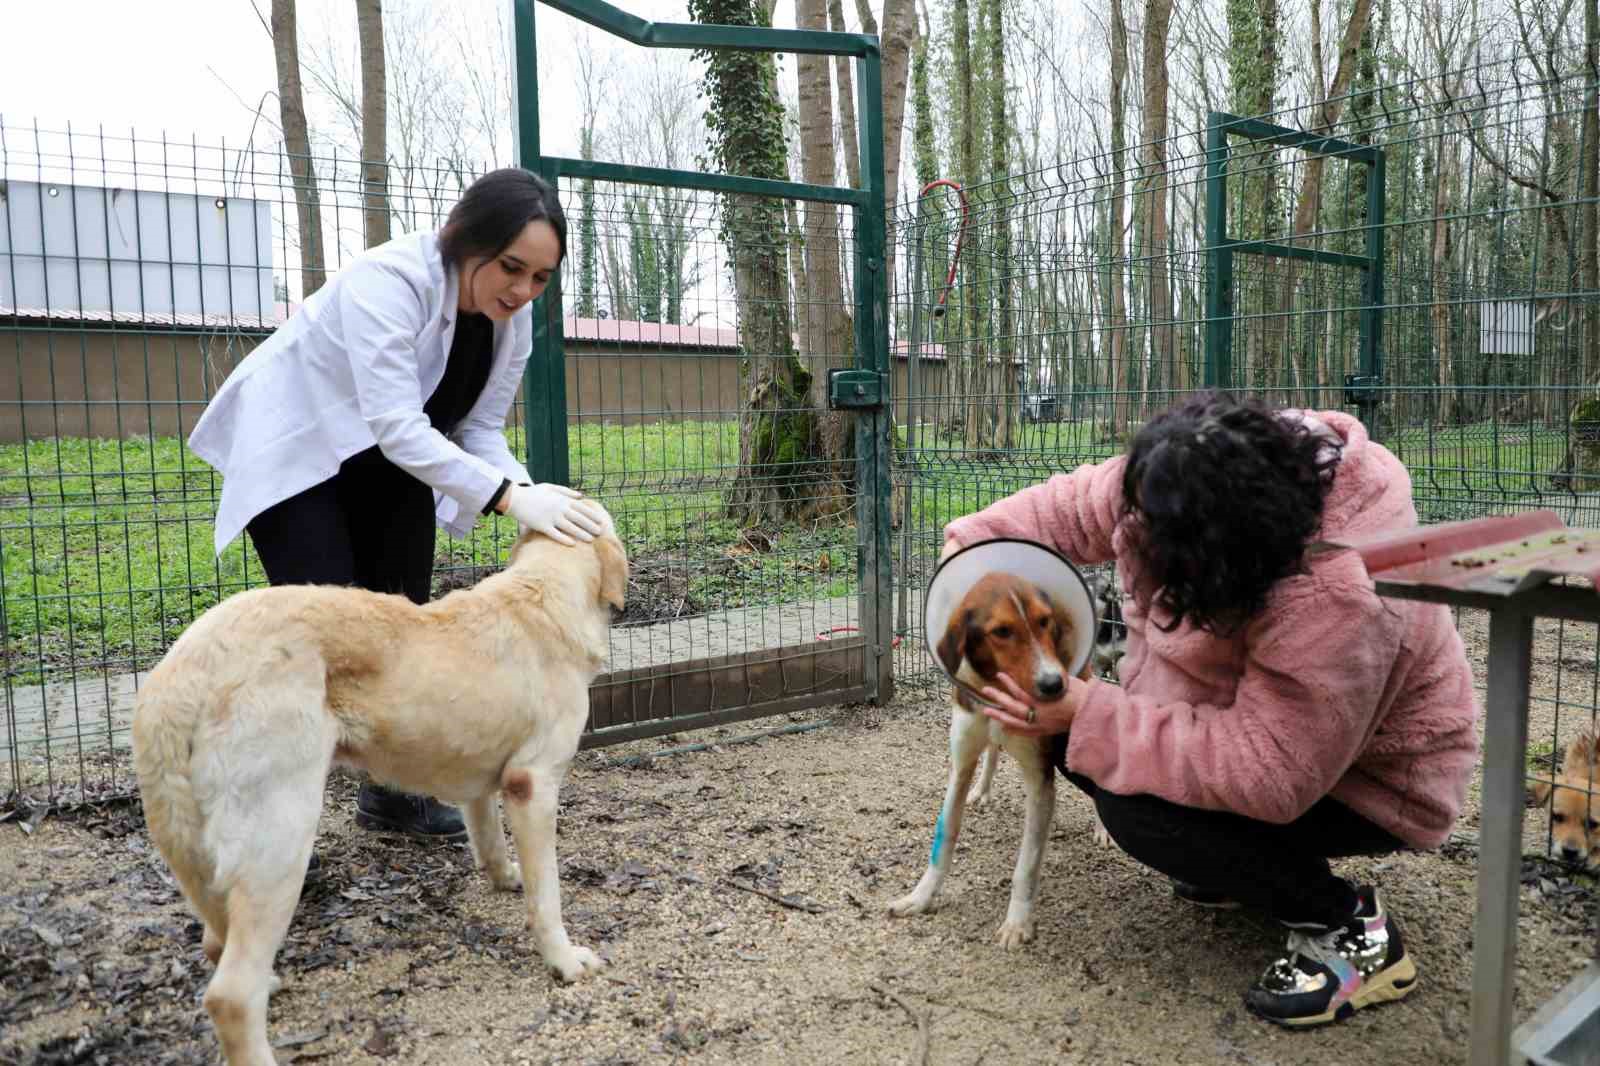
[0,416,1581,685]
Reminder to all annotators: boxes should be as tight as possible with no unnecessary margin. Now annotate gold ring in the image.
[1026,708,1037,724]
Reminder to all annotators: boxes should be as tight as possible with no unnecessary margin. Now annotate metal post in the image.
[896,210,926,643]
[854,44,893,704]
[1359,148,1386,438]
[1203,115,1233,390]
[510,0,569,485]
[1470,605,1534,1066]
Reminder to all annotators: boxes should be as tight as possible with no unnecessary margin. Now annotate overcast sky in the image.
[0,0,799,159]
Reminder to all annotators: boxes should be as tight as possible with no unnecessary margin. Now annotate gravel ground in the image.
[3,605,1599,1065]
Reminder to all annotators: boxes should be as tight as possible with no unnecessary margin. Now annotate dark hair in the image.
[1120,390,1342,636]
[438,167,567,271]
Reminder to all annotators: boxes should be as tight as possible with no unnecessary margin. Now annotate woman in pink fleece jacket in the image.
[943,390,1479,1028]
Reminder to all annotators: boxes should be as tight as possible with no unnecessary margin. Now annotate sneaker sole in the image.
[1178,895,1243,911]
[354,810,469,842]
[1253,955,1419,1029]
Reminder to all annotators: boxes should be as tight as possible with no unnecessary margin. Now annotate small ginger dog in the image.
[889,571,1090,947]
[1530,728,1600,871]
[132,523,627,1066]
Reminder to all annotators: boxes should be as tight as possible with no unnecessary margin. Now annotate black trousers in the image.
[1059,764,1404,927]
[246,446,437,605]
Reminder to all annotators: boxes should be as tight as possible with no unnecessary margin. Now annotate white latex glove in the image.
[501,483,609,546]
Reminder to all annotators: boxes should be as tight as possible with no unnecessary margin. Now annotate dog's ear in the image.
[1530,776,1554,808]
[937,609,971,675]
[1053,600,1079,669]
[593,534,629,611]
[1569,730,1600,775]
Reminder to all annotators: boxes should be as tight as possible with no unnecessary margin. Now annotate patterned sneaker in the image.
[1245,885,1417,1027]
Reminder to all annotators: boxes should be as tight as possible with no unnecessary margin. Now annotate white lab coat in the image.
[190,230,533,556]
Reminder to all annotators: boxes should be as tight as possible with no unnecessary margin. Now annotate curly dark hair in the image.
[1120,391,1343,636]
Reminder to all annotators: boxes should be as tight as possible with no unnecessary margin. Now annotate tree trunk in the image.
[1107,0,1131,437]
[356,0,389,249]
[1582,0,1600,384]
[577,127,598,318]
[1285,0,1372,405]
[1429,137,1457,425]
[272,0,326,296]
[796,0,856,476]
[690,0,823,524]
[1141,0,1174,418]
[877,0,916,279]
[951,0,988,448]
[1225,0,1281,388]
[828,0,861,191]
[984,0,1015,448]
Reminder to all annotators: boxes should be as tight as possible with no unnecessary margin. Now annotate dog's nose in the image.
[1036,672,1064,699]
[1561,845,1584,863]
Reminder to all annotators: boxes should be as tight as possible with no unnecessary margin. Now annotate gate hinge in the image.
[826,368,888,411]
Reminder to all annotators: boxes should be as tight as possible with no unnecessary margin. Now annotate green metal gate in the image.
[514,0,894,746]
[1203,112,1386,428]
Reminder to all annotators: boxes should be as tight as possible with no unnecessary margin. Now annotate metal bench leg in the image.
[1471,607,1533,1066]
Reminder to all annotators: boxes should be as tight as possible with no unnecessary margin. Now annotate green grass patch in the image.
[1,416,1582,685]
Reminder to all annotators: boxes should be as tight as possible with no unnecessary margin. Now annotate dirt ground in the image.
[3,668,1598,1066]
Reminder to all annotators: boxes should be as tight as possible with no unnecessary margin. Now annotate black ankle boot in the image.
[355,782,468,840]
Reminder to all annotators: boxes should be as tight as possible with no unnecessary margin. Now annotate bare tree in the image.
[1107,0,1132,436]
[829,0,862,190]
[797,0,857,476]
[357,0,390,248]
[1141,0,1175,413]
[272,0,327,296]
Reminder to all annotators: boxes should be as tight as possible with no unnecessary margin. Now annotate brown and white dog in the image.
[965,570,1124,821]
[888,571,1090,947]
[1530,728,1600,871]
[132,522,628,1066]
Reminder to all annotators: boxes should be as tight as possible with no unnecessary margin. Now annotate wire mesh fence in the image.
[6,43,1600,872]
[562,176,873,745]
[0,117,881,805]
[885,50,1600,888]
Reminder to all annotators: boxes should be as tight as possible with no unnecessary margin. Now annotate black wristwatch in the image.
[483,478,513,516]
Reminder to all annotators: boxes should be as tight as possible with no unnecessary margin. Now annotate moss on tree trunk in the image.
[1570,396,1600,491]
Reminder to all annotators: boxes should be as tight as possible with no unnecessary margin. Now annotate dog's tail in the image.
[131,667,230,927]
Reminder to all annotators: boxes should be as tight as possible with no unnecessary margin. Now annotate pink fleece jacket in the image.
[944,411,1480,850]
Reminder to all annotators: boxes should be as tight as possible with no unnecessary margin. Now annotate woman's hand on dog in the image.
[978,672,1088,736]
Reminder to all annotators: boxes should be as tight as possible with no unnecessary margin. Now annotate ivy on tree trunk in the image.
[688,0,825,524]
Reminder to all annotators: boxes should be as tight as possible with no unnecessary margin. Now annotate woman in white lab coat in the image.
[190,167,606,841]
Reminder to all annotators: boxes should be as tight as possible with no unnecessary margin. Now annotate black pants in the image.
[246,446,437,604]
[1059,766,1404,927]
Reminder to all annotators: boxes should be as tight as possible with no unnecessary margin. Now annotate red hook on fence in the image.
[918,178,971,319]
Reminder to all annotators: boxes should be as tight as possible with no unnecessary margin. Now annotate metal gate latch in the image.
[826,368,887,410]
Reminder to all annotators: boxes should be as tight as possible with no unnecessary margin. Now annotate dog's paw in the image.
[547,945,605,983]
[1091,815,1113,848]
[965,785,992,808]
[886,891,934,918]
[487,860,524,893]
[995,919,1034,949]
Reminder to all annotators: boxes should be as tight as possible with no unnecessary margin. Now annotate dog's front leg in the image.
[887,708,989,917]
[464,794,522,892]
[500,764,603,983]
[994,736,1056,948]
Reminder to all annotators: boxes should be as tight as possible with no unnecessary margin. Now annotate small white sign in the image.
[1480,300,1534,357]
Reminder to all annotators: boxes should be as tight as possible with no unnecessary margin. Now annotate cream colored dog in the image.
[132,523,628,1066]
